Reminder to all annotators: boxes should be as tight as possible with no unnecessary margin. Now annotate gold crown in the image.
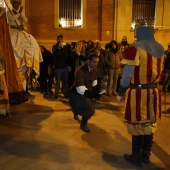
[135,18,155,27]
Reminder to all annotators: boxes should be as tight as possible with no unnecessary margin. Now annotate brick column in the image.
[100,0,115,41]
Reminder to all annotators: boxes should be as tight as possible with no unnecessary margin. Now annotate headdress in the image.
[10,0,22,5]
[133,17,164,58]
[135,18,155,27]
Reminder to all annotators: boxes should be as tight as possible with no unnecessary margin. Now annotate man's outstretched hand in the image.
[116,95,122,102]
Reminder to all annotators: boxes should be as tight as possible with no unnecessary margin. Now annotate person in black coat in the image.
[38,45,54,95]
[52,34,72,99]
[162,43,170,92]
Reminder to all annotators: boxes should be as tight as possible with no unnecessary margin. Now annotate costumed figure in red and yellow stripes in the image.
[117,19,164,166]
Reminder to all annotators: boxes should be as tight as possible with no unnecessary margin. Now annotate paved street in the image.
[0,89,170,170]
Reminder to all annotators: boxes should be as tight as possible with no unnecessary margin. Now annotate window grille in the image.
[59,0,82,28]
[132,0,156,21]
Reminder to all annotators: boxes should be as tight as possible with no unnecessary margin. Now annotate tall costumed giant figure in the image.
[0,5,28,111]
[117,18,164,166]
[6,0,43,90]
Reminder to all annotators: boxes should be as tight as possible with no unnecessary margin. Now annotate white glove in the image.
[116,95,122,102]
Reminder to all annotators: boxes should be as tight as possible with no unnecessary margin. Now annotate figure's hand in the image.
[19,6,23,13]
[12,9,17,14]
[116,95,122,102]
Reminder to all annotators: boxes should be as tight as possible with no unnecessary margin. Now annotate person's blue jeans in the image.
[54,67,69,97]
[107,68,120,92]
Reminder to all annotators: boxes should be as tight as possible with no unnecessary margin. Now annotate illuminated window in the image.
[54,0,86,28]
[132,0,156,28]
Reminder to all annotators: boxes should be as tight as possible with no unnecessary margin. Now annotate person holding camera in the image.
[52,34,72,100]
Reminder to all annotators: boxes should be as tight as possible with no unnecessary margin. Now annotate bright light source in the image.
[131,22,135,30]
[59,18,82,28]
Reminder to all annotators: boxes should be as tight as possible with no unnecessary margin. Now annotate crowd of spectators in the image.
[28,35,132,98]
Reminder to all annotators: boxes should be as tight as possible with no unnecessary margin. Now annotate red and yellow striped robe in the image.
[121,46,164,135]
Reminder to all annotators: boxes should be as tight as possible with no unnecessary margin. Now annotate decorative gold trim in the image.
[0,7,5,17]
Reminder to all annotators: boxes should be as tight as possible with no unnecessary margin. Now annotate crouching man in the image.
[69,53,101,133]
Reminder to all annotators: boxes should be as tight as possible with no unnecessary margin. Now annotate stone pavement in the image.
[0,90,170,170]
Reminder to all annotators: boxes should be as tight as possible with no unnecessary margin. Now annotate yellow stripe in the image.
[130,90,137,122]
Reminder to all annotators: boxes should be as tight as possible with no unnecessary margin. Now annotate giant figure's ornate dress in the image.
[6,7,43,90]
[0,7,28,107]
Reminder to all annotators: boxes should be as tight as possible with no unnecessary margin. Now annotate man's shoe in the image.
[64,93,69,99]
[53,96,59,100]
[49,90,53,95]
[80,124,90,133]
[26,91,32,96]
[74,115,81,122]
[74,115,79,120]
[107,91,111,96]
[112,91,118,96]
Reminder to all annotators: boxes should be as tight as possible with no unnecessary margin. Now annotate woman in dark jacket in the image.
[38,45,54,95]
[105,40,120,96]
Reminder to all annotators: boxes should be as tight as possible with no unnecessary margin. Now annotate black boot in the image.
[141,134,153,164]
[124,135,143,166]
[74,114,79,120]
[80,117,90,133]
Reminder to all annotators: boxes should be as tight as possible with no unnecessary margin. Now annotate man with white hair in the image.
[89,40,105,57]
